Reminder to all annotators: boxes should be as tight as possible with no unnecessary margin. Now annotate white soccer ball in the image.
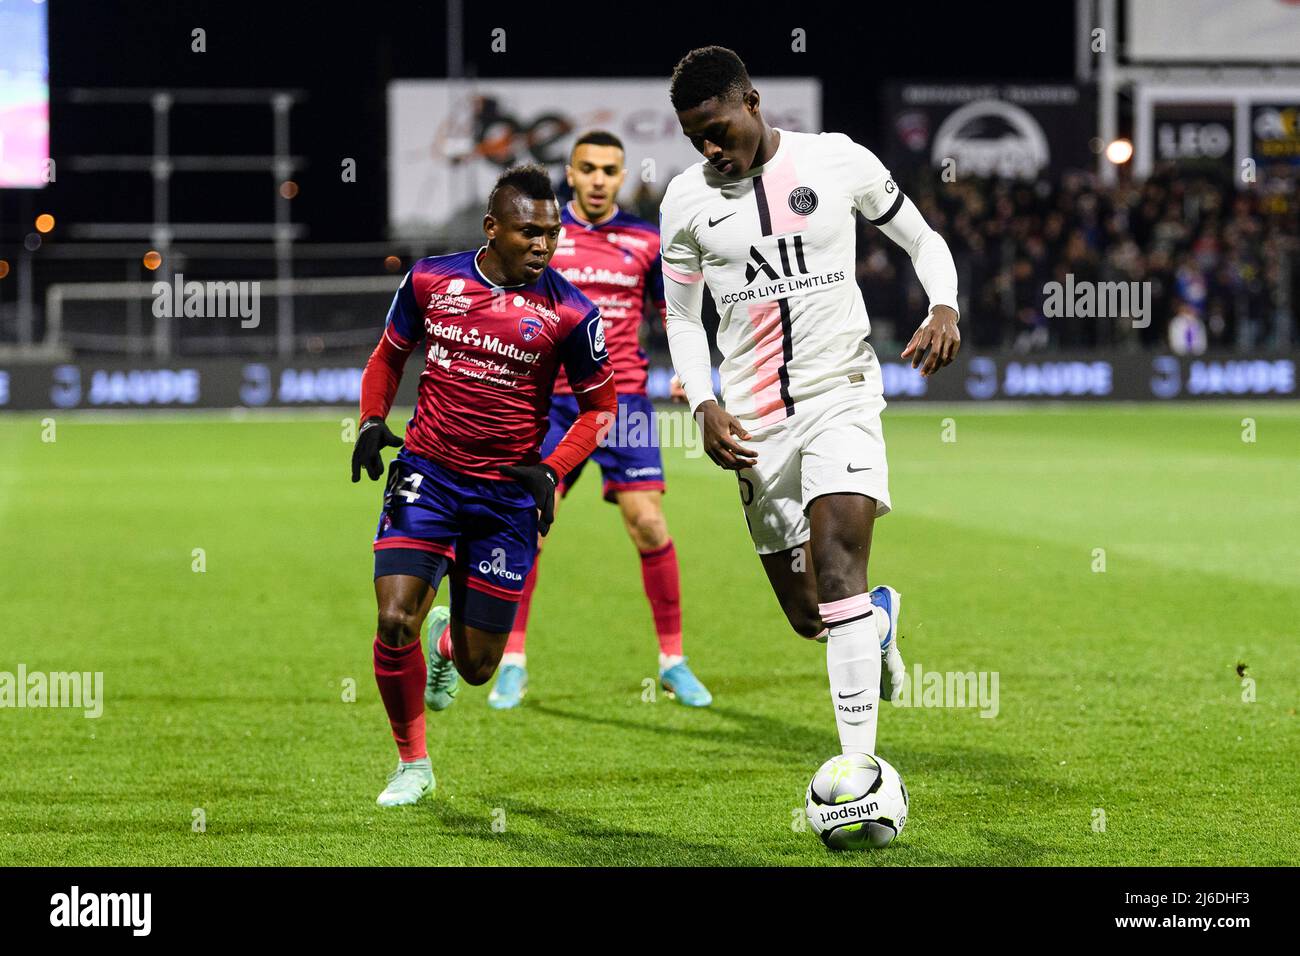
[805,752,908,850]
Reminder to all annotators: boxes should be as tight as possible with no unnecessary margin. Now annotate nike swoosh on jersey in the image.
[707,212,737,227]
[837,688,868,699]
[846,464,872,473]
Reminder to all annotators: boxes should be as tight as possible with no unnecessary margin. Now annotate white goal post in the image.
[44,276,403,357]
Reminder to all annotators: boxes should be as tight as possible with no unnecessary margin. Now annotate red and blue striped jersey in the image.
[382,248,612,479]
[550,203,664,396]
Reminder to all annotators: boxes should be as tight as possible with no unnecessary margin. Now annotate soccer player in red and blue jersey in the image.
[487,131,713,710]
[352,165,617,806]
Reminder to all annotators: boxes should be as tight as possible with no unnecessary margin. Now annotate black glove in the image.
[500,463,558,536]
[351,417,403,482]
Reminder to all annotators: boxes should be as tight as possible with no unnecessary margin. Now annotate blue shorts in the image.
[543,393,666,503]
[373,449,538,626]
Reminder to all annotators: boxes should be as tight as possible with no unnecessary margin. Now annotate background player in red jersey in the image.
[487,132,713,710]
[352,165,618,806]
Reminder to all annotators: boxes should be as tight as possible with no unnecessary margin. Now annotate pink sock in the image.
[372,636,427,762]
[436,621,453,661]
[504,560,540,655]
[639,540,683,657]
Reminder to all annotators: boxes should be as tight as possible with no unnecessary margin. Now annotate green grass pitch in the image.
[1,403,1296,866]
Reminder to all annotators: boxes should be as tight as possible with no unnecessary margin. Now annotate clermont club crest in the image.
[788,186,818,216]
[518,315,543,342]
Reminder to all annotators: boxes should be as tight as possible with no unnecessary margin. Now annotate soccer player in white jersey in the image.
[660,47,961,761]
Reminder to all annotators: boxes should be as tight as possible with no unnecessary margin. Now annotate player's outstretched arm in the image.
[503,373,617,535]
[664,272,757,470]
[877,198,961,377]
[352,271,422,482]
[352,327,409,482]
[843,136,961,377]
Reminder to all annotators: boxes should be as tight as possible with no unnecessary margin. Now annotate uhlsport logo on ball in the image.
[805,753,908,851]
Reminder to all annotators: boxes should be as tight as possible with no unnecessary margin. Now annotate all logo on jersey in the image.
[744,236,810,285]
[720,235,847,306]
[447,278,466,295]
[788,186,818,216]
[518,315,543,342]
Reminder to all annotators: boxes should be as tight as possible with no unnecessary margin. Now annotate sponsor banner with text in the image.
[884,83,1095,181]
[388,78,821,236]
[1252,103,1300,166]
[1,353,1297,411]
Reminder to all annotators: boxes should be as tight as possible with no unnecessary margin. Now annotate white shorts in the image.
[735,385,891,555]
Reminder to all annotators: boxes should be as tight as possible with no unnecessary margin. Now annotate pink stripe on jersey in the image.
[661,262,703,284]
[762,149,806,236]
[747,300,788,427]
[818,593,873,625]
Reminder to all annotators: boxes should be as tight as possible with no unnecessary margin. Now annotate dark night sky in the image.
[5,0,1077,244]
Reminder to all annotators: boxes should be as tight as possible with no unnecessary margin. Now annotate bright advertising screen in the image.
[0,0,50,188]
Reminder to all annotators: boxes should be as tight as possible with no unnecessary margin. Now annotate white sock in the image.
[659,653,684,672]
[872,604,890,648]
[500,652,526,668]
[820,595,881,755]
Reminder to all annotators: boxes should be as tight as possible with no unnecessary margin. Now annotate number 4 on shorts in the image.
[397,474,423,503]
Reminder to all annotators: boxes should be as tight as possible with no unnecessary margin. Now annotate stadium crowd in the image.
[625,165,1299,357]
[866,165,1299,353]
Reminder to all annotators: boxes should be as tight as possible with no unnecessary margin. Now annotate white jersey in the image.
[660,128,957,426]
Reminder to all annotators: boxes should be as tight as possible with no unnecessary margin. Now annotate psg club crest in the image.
[788,186,818,216]
[518,315,543,342]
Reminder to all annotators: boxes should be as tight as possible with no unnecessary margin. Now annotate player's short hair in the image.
[487,164,557,216]
[669,46,751,112]
[571,130,625,157]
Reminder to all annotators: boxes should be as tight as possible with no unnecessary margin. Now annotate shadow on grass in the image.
[524,700,830,760]
[423,794,775,866]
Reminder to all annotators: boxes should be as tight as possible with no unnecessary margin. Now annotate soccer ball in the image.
[805,752,908,850]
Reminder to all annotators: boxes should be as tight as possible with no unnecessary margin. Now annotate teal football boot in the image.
[424,605,459,711]
[488,663,528,710]
[660,658,713,707]
[376,757,434,807]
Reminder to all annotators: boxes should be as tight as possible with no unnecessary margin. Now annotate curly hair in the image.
[488,164,556,215]
[669,46,751,111]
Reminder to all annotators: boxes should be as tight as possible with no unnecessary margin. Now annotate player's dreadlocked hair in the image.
[572,129,625,154]
[487,163,557,214]
[669,46,751,111]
